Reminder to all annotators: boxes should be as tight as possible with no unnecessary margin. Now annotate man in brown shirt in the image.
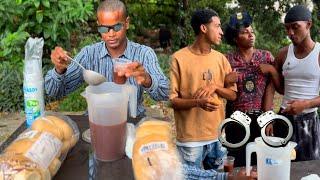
[170,9,237,170]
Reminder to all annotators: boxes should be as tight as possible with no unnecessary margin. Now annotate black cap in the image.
[228,11,252,30]
[284,5,312,23]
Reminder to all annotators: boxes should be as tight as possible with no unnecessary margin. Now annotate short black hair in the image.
[191,9,219,35]
[224,12,252,46]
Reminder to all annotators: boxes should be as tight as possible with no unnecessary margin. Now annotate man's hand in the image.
[121,62,152,88]
[225,71,238,85]
[259,64,276,75]
[197,98,219,112]
[193,83,217,99]
[51,46,69,74]
[228,167,257,180]
[282,100,309,115]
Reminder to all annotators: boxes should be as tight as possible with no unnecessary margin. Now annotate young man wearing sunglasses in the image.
[45,0,169,117]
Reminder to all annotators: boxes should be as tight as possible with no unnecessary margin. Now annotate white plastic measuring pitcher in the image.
[83,82,137,161]
[246,137,297,180]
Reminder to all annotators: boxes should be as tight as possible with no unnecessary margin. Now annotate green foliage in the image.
[0,61,24,112]
[0,0,96,112]
[57,84,87,112]
[157,54,170,77]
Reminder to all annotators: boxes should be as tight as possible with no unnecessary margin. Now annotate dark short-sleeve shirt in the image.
[226,49,274,112]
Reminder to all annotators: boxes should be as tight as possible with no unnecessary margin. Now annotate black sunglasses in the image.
[97,23,124,33]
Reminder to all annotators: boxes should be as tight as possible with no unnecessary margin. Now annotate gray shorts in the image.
[279,111,320,161]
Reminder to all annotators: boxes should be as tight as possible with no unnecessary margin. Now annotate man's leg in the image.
[203,141,227,170]
[177,145,204,168]
[292,112,320,161]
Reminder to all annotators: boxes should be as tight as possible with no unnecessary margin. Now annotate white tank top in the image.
[281,42,320,113]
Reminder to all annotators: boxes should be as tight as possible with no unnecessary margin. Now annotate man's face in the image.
[97,10,129,50]
[284,21,311,45]
[236,26,255,48]
[204,16,223,45]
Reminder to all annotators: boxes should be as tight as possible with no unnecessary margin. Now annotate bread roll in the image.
[138,120,171,127]
[136,120,172,139]
[48,158,61,176]
[136,124,171,140]
[44,116,74,141]
[4,139,34,154]
[132,135,182,180]
[60,140,71,155]
[13,169,41,180]
[69,135,78,147]
[31,118,63,141]
[0,154,48,180]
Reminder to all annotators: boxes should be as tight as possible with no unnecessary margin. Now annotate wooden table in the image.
[0,115,319,179]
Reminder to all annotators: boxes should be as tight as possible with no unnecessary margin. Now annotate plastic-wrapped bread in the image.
[135,120,172,140]
[0,154,50,180]
[132,119,183,180]
[0,113,79,179]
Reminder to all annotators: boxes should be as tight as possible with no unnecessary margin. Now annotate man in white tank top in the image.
[272,5,320,161]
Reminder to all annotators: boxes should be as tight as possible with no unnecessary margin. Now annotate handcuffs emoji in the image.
[218,110,293,148]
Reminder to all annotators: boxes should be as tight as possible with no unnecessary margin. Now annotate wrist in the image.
[55,67,67,74]
[305,100,313,109]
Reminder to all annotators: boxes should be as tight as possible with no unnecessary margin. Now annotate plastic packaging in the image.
[125,123,135,159]
[246,137,297,180]
[23,37,45,127]
[132,117,183,180]
[0,112,80,179]
[82,82,137,162]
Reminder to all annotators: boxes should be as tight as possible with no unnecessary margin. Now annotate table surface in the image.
[0,115,319,180]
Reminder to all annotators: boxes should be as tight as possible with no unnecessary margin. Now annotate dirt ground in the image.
[0,112,25,145]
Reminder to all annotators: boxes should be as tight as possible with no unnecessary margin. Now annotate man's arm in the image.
[171,97,219,111]
[273,47,288,95]
[137,48,169,101]
[262,82,275,111]
[283,96,320,115]
[45,47,87,98]
[215,86,237,101]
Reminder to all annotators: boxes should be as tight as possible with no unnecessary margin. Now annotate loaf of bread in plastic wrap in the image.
[0,112,79,180]
[132,118,183,180]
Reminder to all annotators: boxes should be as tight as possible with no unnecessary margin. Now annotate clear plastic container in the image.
[246,137,297,180]
[82,82,137,161]
[23,37,44,127]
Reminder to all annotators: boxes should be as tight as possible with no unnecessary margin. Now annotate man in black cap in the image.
[272,5,320,161]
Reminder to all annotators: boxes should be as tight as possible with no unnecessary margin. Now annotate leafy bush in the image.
[0,61,24,112]
[57,84,87,112]
[0,0,96,112]
[157,53,170,78]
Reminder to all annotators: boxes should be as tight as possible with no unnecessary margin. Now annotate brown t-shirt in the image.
[170,47,236,142]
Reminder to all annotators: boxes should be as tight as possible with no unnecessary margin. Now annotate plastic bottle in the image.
[23,37,45,127]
